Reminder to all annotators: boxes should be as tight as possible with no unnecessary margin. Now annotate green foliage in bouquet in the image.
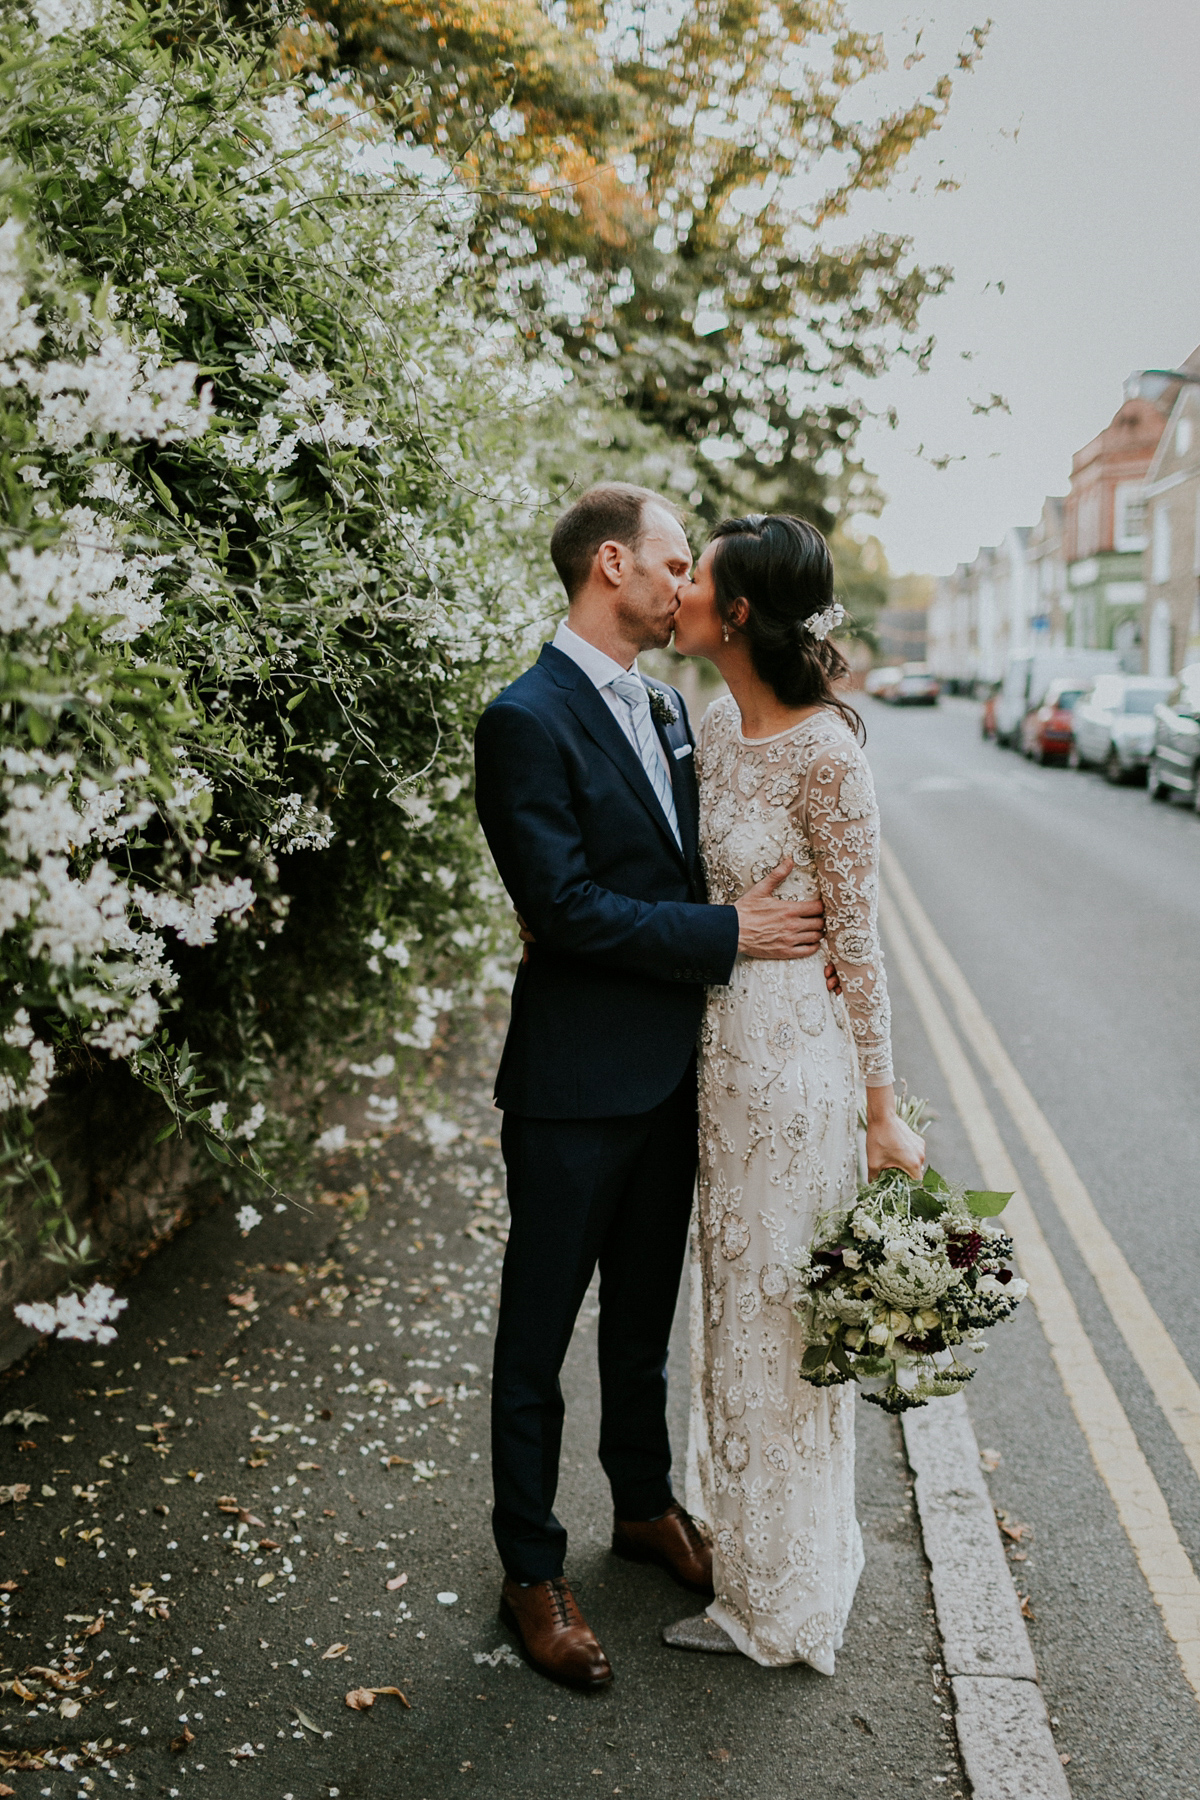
[794,1164,1027,1415]
[0,0,570,1252]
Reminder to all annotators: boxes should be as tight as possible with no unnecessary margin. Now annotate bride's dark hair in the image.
[709,513,863,740]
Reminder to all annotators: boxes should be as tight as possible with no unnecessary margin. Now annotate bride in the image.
[668,512,925,1671]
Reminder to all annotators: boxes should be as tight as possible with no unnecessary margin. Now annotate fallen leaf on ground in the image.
[59,1698,81,1719]
[0,1581,17,1593]
[0,1486,30,1506]
[170,1727,195,1753]
[979,1446,1002,1472]
[346,1687,410,1711]
[10,1679,36,1702]
[218,1499,266,1527]
[322,1643,349,1659]
[226,1290,258,1311]
[998,1515,1029,1543]
[1019,1594,1035,1620]
[258,1538,280,1551]
[2,1410,48,1429]
[0,1779,14,1794]
[293,1708,323,1734]
[297,1462,321,1471]
[257,1571,275,1587]
[28,1665,92,1689]
[1060,1753,1072,1766]
[83,1618,105,1638]
[385,1456,411,1468]
[385,1573,408,1591]
[248,1457,267,1468]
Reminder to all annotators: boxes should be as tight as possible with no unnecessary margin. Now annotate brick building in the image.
[1063,396,1165,664]
[1141,374,1200,675]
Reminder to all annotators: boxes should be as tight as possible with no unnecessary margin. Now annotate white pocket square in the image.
[673,744,694,759]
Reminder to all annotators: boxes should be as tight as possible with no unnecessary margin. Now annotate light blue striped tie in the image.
[609,672,682,852]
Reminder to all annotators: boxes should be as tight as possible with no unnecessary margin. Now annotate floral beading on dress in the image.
[686,695,894,1671]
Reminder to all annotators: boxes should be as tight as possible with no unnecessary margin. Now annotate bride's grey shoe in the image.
[661,1613,740,1654]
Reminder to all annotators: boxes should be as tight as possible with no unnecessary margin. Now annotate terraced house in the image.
[1141,366,1200,674]
[1063,391,1165,666]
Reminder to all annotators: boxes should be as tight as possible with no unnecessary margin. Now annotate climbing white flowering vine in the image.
[0,0,566,1282]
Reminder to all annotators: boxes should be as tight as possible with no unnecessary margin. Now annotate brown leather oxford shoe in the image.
[611,1501,714,1598]
[500,1576,613,1690]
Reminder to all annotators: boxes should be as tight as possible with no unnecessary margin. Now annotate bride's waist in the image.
[726,949,830,989]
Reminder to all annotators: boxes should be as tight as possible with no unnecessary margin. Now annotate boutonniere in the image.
[646,686,680,727]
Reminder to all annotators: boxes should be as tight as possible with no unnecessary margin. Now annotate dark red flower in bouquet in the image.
[947,1230,982,1269]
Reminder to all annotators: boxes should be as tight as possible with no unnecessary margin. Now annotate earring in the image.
[722,623,730,643]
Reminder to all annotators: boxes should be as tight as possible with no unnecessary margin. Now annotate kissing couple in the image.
[473,485,925,1687]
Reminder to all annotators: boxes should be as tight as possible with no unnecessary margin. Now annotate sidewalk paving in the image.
[0,1022,965,1799]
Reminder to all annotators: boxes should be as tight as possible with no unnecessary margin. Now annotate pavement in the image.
[7,692,1197,1800]
[0,1019,964,1800]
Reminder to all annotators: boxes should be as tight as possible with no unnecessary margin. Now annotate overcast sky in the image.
[832,0,1200,578]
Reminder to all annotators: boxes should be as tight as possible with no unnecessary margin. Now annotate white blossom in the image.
[234,1102,266,1142]
[15,1281,128,1344]
[236,1204,263,1233]
[314,1124,348,1155]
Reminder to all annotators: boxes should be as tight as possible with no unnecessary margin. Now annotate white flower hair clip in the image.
[802,600,846,641]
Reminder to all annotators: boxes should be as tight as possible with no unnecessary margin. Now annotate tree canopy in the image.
[306,0,986,530]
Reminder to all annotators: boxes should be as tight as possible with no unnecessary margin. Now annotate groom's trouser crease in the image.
[491,1064,698,1584]
[881,850,1200,1711]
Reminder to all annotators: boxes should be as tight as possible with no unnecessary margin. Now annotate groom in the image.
[473,484,829,1689]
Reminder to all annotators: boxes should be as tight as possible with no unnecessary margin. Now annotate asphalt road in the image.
[0,1020,963,1800]
[868,693,1200,1799]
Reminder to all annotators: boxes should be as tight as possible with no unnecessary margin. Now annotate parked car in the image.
[979,681,1001,739]
[1147,665,1200,806]
[886,664,940,706]
[1071,675,1177,782]
[865,665,904,699]
[993,648,1120,747]
[1019,679,1088,764]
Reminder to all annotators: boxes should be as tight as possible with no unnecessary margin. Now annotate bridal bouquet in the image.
[793,1160,1027,1415]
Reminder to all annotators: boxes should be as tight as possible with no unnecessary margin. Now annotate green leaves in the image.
[964,1189,1014,1219]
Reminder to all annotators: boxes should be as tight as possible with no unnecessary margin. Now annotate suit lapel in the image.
[539,645,688,867]
[652,709,700,871]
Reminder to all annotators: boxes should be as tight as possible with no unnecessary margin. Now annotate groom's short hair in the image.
[550,483,682,599]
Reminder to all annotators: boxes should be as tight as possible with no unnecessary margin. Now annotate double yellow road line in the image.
[880,843,1200,1699]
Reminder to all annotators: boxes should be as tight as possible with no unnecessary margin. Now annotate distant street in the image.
[869,693,1200,1799]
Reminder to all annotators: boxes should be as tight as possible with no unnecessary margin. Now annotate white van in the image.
[993,648,1121,748]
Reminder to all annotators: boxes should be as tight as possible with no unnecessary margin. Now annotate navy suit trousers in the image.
[491,1064,698,1582]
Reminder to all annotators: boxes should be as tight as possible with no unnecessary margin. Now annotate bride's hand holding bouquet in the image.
[864,1083,926,1180]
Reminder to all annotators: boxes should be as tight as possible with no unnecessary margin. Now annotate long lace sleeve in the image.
[796,732,894,1086]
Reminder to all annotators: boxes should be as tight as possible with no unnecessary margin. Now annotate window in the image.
[1152,504,1172,584]
[1113,482,1147,552]
[1123,686,1172,714]
[1177,417,1194,457]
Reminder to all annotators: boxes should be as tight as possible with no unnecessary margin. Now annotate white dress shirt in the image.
[552,620,672,777]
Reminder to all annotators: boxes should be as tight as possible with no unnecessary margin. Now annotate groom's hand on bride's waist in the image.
[736,858,828,963]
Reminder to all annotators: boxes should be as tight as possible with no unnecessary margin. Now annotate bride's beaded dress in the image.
[685,695,894,1671]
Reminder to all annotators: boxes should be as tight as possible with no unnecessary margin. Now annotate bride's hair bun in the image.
[709,514,862,736]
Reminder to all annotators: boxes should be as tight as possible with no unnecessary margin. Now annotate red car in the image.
[1019,679,1088,765]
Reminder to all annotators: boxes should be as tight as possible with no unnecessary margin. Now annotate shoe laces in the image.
[546,1576,579,1629]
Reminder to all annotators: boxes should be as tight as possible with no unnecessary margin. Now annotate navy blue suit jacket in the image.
[474,643,740,1118]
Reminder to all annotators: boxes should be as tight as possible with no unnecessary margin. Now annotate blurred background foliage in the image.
[295,0,984,625]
